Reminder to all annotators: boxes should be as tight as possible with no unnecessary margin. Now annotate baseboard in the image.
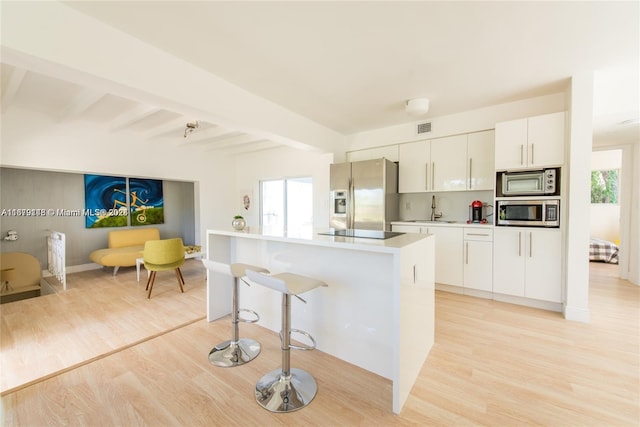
[492,293,563,312]
[41,263,102,279]
[563,304,591,323]
[436,284,562,312]
[435,283,464,294]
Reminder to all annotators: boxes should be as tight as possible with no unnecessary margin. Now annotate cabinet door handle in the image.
[413,265,416,283]
[425,163,429,191]
[529,232,533,258]
[431,162,435,190]
[531,144,535,165]
[465,242,469,264]
[469,158,473,189]
[520,145,524,165]
[466,233,489,237]
[518,232,522,257]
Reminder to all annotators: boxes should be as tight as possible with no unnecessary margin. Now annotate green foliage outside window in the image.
[591,170,619,204]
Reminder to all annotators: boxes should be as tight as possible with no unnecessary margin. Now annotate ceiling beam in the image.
[109,104,160,132]
[56,90,105,122]
[1,67,27,113]
[203,134,264,151]
[142,116,190,139]
[218,140,281,156]
[183,126,238,144]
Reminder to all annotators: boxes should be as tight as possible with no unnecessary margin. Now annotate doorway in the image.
[590,148,629,279]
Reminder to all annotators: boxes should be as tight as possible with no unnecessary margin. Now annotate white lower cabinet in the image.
[391,224,463,286]
[493,227,561,303]
[393,222,561,307]
[430,226,463,286]
[463,228,493,292]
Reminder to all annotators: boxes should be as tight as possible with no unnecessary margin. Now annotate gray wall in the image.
[0,167,195,268]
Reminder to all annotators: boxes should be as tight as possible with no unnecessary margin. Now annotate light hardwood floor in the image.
[1,261,638,426]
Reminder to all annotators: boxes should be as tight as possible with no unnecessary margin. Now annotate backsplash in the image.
[398,191,494,223]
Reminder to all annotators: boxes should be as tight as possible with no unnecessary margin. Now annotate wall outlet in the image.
[405,202,411,210]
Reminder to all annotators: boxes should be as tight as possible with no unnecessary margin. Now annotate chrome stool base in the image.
[255,368,318,413]
[208,338,261,367]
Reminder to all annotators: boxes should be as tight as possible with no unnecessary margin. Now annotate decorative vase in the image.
[232,218,246,230]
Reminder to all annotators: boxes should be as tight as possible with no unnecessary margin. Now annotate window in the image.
[260,177,313,236]
[591,169,619,204]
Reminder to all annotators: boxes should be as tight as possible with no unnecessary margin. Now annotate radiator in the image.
[47,230,66,290]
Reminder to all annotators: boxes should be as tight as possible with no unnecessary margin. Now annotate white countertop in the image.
[392,220,493,228]
[207,227,430,253]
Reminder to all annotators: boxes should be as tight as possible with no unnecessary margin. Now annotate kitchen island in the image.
[206,228,435,414]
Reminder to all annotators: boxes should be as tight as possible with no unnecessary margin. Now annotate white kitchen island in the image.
[206,228,435,414]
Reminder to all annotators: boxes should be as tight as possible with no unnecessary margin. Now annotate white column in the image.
[624,143,640,285]
[564,72,593,322]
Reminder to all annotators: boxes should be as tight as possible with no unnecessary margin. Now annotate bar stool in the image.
[245,269,328,412]
[202,259,269,367]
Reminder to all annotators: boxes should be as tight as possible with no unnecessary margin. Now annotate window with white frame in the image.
[260,177,313,236]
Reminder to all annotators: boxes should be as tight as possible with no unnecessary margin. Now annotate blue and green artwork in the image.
[129,178,164,226]
[84,174,128,228]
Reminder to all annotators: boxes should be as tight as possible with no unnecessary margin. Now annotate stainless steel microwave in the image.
[496,168,560,197]
[496,199,560,227]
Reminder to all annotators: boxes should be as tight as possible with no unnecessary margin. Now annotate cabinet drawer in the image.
[463,228,493,241]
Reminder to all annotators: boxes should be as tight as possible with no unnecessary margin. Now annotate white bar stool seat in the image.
[202,259,269,367]
[245,269,328,413]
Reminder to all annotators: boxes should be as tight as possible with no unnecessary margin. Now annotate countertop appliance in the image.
[329,158,398,231]
[496,167,560,197]
[496,199,560,227]
[470,200,485,223]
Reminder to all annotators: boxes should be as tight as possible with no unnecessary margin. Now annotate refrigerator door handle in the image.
[348,177,354,229]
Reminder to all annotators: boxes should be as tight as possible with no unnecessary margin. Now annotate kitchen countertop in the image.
[392,220,493,228]
[207,227,431,253]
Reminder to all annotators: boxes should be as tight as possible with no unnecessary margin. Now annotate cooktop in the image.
[317,229,405,240]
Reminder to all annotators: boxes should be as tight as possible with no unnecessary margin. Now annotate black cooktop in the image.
[318,229,405,240]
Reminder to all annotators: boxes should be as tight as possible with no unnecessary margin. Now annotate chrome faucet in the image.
[430,195,442,221]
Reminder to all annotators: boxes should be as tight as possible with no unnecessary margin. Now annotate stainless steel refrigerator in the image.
[329,158,399,231]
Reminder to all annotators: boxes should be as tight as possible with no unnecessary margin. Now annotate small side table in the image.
[136,251,203,283]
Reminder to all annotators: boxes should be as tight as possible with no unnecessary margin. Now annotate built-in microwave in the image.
[496,167,560,197]
[496,199,560,227]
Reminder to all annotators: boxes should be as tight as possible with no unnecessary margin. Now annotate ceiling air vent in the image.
[416,121,432,135]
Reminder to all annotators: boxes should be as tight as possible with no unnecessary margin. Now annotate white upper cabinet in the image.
[467,130,495,191]
[399,130,495,193]
[495,112,565,170]
[527,112,565,168]
[398,140,430,193]
[431,134,467,191]
[495,118,527,170]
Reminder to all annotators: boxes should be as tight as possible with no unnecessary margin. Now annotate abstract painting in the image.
[129,178,164,226]
[84,174,128,228]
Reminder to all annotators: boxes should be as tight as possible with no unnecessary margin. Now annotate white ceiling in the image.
[2,1,639,151]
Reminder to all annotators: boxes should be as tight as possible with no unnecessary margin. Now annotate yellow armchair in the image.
[143,238,185,299]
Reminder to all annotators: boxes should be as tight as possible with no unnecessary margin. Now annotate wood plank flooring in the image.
[1,261,638,426]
